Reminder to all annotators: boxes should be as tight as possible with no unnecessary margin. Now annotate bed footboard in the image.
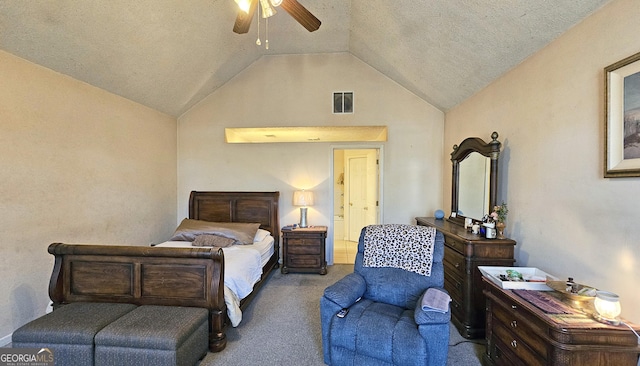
[47,243,227,352]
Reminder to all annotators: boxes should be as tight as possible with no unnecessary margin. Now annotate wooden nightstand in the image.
[281,226,327,274]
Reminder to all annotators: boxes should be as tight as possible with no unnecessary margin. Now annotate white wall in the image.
[445,0,640,323]
[178,53,444,263]
[0,50,177,343]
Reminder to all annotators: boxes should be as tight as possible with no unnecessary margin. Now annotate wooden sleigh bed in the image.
[48,191,280,352]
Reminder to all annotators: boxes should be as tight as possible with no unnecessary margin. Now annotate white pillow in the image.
[254,228,271,242]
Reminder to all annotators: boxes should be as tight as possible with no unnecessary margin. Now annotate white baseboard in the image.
[0,333,12,347]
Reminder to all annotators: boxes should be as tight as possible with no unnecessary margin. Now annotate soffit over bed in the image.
[224,126,388,143]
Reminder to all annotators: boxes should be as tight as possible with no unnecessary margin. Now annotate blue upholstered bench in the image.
[94,305,209,366]
[12,302,138,366]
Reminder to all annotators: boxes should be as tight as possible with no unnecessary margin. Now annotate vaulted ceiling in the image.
[0,0,611,117]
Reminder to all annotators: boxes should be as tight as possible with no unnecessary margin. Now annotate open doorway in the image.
[333,148,381,264]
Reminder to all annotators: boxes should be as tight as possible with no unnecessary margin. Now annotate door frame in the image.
[328,144,384,265]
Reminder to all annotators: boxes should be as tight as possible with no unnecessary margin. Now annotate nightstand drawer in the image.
[287,244,321,255]
[287,254,321,267]
[288,238,322,246]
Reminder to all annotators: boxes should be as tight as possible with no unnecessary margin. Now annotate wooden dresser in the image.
[483,278,640,365]
[281,226,327,274]
[416,217,516,338]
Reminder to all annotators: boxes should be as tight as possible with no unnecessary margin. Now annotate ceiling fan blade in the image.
[233,0,258,34]
[281,0,321,32]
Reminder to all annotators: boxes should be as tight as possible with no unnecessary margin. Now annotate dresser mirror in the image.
[449,131,501,226]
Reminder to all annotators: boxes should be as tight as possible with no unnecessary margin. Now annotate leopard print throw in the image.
[362,224,436,276]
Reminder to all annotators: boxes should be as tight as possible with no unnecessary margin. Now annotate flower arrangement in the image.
[490,202,508,223]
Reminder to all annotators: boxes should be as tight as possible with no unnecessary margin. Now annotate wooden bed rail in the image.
[47,243,228,352]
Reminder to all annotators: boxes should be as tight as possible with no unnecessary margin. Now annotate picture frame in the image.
[604,51,640,178]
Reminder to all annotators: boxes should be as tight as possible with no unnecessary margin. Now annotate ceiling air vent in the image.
[333,92,353,114]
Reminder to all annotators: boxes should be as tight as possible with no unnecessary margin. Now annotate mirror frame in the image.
[449,131,501,226]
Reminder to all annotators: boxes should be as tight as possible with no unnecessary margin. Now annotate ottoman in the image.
[12,302,138,366]
[94,305,209,366]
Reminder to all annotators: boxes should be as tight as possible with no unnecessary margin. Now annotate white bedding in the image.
[155,235,275,327]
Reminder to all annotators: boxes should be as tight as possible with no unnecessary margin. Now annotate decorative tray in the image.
[546,280,597,301]
[479,266,559,291]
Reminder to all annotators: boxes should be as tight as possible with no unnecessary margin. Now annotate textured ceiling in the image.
[0,0,611,117]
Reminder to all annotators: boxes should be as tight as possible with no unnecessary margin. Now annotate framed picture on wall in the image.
[604,51,640,178]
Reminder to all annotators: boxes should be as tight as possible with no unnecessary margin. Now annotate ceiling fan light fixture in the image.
[234,0,251,13]
[260,0,276,18]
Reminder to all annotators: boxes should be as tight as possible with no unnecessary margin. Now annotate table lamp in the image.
[593,290,621,325]
[293,190,314,228]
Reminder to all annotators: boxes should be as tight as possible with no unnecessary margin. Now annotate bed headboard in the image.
[188,191,280,247]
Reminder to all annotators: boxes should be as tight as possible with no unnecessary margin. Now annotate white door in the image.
[346,149,379,241]
[348,156,367,240]
[333,147,381,265]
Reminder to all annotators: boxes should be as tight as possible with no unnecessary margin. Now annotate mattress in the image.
[252,235,275,267]
[154,234,275,327]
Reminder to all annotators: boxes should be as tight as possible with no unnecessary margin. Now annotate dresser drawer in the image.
[443,269,464,300]
[491,321,545,366]
[444,235,466,254]
[446,286,464,321]
[492,301,547,359]
[488,286,548,336]
[488,337,525,366]
[443,247,466,279]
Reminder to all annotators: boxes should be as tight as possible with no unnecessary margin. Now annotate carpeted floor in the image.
[199,264,484,365]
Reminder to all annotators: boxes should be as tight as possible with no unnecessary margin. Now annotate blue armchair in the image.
[321,224,450,366]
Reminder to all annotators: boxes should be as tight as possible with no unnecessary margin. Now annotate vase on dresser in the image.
[495,221,506,239]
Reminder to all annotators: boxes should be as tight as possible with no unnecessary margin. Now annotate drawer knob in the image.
[510,320,517,328]
[511,305,517,310]
[511,340,517,349]
[454,262,460,268]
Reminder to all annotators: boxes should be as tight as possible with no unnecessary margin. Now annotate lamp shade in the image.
[293,190,314,206]
[594,291,621,322]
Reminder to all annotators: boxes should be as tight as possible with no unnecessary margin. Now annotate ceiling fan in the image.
[233,0,321,34]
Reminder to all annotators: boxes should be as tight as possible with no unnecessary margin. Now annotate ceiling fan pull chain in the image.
[265,17,269,49]
[256,2,262,46]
